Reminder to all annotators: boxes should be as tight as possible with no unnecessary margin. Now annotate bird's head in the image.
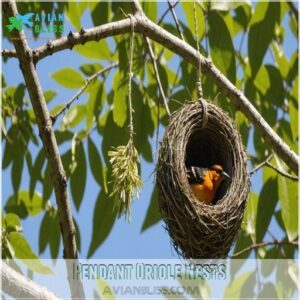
[209,164,230,186]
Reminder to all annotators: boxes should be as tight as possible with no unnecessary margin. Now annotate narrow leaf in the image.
[51,68,85,89]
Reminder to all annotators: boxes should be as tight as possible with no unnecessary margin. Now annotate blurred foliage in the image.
[2,3,298,296]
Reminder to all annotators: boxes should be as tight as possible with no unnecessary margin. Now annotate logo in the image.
[6,13,34,32]
[6,12,64,34]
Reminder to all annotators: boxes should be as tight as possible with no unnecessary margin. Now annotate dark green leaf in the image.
[90,2,110,26]
[11,140,24,194]
[70,141,87,210]
[289,79,298,141]
[157,62,169,93]
[88,137,107,192]
[208,11,236,83]
[248,2,280,78]
[233,4,251,30]
[29,149,46,199]
[275,156,298,241]
[14,84,26,106]
[141,187,161,232]
[48,210,61,259]
[55,130,73,145]
[87,191,117,258]
[112,70,127,127]
[256,177,278,242]
[286,51,298,86]
[51,68,85,89]
[80,63,102,77]
[5,190,44,218]
[39,212,50,254]
[43,164,53,201]
[86,81,105,130]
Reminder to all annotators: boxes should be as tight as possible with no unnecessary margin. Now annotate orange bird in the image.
[187,164,230,205]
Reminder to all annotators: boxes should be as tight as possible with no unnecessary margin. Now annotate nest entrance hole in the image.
[185,128,233,204]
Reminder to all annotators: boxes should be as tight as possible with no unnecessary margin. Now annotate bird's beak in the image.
[221,171,230,180]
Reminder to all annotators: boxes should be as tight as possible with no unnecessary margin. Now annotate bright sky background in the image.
[2,2,297,260]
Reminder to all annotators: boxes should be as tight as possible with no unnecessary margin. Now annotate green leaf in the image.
[3,213,22,233]
[90,2,110,26]
[88,137,107,192]
[272,42,289,79]
[248,2,280,78]
[275,156,298,241]
[29,149,46,199]
[80,63,102,76]
[43,90,57,103]
[286,51,298,86]
[5,190,44,218]
[7,232,53,274]
[70,141,87,210]
[112,70,127,127]
[142,1,157,22]
[43,164,53,201]
[87,191,117,258]
[256,178,278,242]
[48,210,61,259]
[289,79,298,141]
[86,81,105,130]
[141,187,161,232]
[11,140,24,194]
[74,40,111,60]
[208,11,236,83]
[39,212,50,254]
[61,105,87,130]
[65,2,87,30]
[244,192,258,238]
[224,272,253,299]
[51,68,85,89]
[181,2,205,41]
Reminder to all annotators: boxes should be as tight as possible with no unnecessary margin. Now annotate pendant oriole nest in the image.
[156,100,250,258]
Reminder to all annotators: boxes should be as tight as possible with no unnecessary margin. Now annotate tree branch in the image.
[51,62,118,124]
[250,154,273,175]
[3,1,85,298]
[265,161,299,181]
[231,240,298,257]
[1,262,58,300]
[167,0,185,41]
[1,48,17,58]
[158,0,181,25]
[144,37,171,116]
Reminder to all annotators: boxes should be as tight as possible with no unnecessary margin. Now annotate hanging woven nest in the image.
[156,100,250,259]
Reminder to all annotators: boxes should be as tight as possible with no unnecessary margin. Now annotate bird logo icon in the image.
[6,13,34,32]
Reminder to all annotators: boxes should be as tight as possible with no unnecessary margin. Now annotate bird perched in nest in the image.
[187,164,230,205]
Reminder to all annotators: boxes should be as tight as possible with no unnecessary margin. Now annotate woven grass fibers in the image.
[156,101,250,258]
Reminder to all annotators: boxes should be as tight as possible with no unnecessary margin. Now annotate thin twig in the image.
[128,15,135,138]
[231,240,298,257]
[51,63,118,124]
[167,0,185,41]
[158,0,181,25]
[193,0,203,99]
[145,37,171,116]
[250,154,274,175]
[266,161,299,181]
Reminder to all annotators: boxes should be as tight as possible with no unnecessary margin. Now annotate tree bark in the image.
[3,1,85,298]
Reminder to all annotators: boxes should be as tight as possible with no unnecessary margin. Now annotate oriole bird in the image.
[187,164,230,205]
